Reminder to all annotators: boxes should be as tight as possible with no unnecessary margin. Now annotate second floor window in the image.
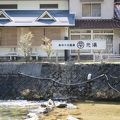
[40,4,58,9]
[0,4,17,9]
[82,3,101,18]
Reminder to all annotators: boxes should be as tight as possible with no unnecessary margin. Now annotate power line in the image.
[110,75,120,79]
[18,72,120,94]
[104,74,120,94]
[18,72,104,86]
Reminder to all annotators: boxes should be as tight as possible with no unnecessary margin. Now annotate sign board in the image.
[52,40,106,50]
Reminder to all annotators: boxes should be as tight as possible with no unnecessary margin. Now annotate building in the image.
[0,0,120,61]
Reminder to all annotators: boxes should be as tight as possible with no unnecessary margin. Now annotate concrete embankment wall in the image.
[0,63,119,100]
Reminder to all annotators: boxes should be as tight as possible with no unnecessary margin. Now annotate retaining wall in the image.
[0,63,119,100]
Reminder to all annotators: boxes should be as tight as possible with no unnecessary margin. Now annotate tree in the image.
[41,37,53,61]
[18,32,34,61]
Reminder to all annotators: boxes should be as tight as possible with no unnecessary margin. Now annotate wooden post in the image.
[56,50,58,63]
[77,49,80,62]
[64,27,69,62]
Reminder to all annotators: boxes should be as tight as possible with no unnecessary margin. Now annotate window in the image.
[70,30,113,54]
[82,3,101,17]
[71,34,91,53]
[0,4,17,9]
[40,4,58,9]
[93,35,113,53]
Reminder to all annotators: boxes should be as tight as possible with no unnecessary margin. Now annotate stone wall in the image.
[0,63,119,100]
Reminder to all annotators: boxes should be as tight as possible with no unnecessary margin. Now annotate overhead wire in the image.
[18,72,120,94]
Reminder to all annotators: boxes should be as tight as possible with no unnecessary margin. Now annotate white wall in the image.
[0,0,68,10]
[69,0,114,19]
[69,0,81,19]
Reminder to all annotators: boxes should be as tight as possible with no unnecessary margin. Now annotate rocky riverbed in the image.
[0,100,120,120]
[0,100,79,120]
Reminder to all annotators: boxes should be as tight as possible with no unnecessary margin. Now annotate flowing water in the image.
[0,100,42,120]
[0,100,120,120]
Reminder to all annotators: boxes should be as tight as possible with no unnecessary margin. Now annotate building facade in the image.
[0,0,120,61]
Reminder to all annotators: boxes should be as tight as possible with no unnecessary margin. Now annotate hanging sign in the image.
[52,40,106,50]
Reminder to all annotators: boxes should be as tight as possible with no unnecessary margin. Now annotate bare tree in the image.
[18,32,34,61]
[41,37,53,61]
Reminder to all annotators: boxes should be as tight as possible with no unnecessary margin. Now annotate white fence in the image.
[0,47,120,62]
[93,54,120,62]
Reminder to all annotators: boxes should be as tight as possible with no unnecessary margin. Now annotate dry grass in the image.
[42,101,120,120]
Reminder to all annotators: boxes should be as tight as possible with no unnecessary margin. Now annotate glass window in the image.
[70,30,113,54]
[82,3,101,17]
[71,35,80,40]
[71,35,91,53]
[80,30,91,33]
[71,30,80,33]
[80,35,91,53]
[82,4,91,17]
[0,4,17,9]
[93,35,113,53]
[80,35,91,40]
[93,30,113,33]
[92,3,101,17]
[40,4,58,9]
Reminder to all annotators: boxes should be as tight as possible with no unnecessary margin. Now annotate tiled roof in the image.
[0,10,75,27]
[71,19,120,29]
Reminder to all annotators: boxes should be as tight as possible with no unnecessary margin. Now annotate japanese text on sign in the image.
[52,40,106,50]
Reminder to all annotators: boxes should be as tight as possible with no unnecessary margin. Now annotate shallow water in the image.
[0,100,120,120]
[0,100,42,120]
[0,107,27,120]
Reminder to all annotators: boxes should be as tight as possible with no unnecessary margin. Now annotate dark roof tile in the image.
[71,19,120,29]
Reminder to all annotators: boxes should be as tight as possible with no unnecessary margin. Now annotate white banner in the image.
[52,40,106,50]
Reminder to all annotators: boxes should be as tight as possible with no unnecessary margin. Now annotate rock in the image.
[67,103,77,109]
[41,103,47,108]
[25,113,39,120]
[25,116,39,120]
[27,113,37,118]
[55,101,67,108]
[30,107,49,114]
[47,99,55,108]
[67,116,79,120]
[41,99,55,109]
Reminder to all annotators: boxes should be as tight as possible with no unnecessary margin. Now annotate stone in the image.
[30,107,49,114]
[25,117,39,120]
[67,116,79,120]
[55,101,67,108]
[67,103,77,109]
[47,99,55,108]
[25,113,39,120]
[41,103,47,108]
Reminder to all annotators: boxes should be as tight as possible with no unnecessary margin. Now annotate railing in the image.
[0,50,120,63]
[107,54,120,62]
[93,54,120,62]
